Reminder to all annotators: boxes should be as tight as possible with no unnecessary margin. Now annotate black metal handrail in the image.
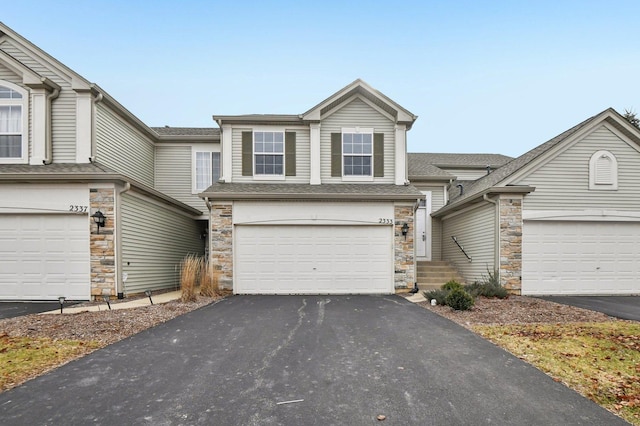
[451,236,472,262]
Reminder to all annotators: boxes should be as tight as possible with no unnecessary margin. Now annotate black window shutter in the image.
[374,133,384,177]
[242,131,253,176]
[285,132,296,176]
[331,133,342,177]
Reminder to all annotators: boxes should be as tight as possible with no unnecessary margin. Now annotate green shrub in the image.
[441,280,463,292]
[445,288,475,311]
[423,289,449,305]
[464,269,509,299]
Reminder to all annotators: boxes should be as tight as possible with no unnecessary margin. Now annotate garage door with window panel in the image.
[0,214,90,300]
[234,225,393,294]
[522,220,640,295]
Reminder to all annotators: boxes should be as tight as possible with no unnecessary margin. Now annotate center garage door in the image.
[234,225,393,294]
[0,214,90,300]
[522,220,640,295]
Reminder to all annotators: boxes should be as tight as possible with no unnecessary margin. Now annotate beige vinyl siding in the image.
[442,168,490,180]
[155,145,207,211]
[232,127,310,183]
[1,39,77,162]
[0,63,21,83]
[516,125,640,211]
[441,203,495,283]
[413,183,447,260]
[320,98,395,183]
[96,102,155,187]
[121,192,204,295]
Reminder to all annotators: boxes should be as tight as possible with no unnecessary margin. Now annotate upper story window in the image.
[254,131,284,175]
[589,150,618,191]
[343,129,373,176]
[331,128,383,180]
[194,151,220,192]
[0,82,27,163]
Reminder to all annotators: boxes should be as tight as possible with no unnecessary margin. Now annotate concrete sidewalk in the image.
[41,290,182,315]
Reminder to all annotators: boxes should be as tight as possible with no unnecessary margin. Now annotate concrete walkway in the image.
[41,290,182,315]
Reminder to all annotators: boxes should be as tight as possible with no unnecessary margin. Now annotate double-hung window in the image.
[343,128,373,176]
[254,131,284,175]
[0,83,26,162]
[194,151,220,192]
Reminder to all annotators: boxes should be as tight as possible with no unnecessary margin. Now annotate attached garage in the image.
[522,220,640,295]
[234,224,393,294]
[0,214,90,300]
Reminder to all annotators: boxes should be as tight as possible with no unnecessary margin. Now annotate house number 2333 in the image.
[378,218,394,224]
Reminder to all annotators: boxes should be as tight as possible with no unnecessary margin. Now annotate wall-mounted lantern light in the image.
[401,222,409,240]
[91,210,106,234]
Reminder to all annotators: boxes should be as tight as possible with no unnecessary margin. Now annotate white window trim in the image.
[589,150,618,191]
[253,128,285,179]
[341,127,374,182]
[191,144,220,194]
[0,81,28,164]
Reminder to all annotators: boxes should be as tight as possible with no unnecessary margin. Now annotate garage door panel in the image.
[0,215,90,300]
[523,221,640,295]
[236,225,392,294]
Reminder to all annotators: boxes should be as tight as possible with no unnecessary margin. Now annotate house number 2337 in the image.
[69,205,88,213]
[378,218,394,224]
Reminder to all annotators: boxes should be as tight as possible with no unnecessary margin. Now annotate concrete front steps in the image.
[416,261,465,291]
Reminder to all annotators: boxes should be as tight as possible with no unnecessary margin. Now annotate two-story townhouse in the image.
[203,80,422,294]
[0,22,207,301]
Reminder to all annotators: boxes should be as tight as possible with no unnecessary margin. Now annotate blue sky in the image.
[3,1,640,156]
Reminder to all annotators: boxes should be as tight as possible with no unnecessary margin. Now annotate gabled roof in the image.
[434,108,640,216]
[408,153,512,181]
[302,79,417,128]
[201,182,423,201]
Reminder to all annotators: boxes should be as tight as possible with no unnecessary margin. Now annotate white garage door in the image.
[0,215,90,300]
[235,225,393,294]
[523,220,640,295]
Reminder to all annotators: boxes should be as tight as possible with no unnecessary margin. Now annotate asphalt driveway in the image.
[0,302,66,319]
[541,296,640,321]
[0,296,627,425]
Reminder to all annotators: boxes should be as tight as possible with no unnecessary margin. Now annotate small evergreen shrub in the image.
[445,288,475,311]
[423,289,449,305]
[441,280,463,292]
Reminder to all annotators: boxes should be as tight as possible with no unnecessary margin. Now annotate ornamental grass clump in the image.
[180,254,201,302]
[200,260,220,297]
[445,288,475,311]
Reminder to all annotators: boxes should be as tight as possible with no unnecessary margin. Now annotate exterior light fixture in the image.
[102,295,111,310]
[58,296,65,314]
[145,289,153,305]
[91,210,106,234]
[401,222,409,240]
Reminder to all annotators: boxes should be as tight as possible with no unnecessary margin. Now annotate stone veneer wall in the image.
[210,203,233,289]
[499,196,523,294]
[394,204,415,289]
[90,188,116,298]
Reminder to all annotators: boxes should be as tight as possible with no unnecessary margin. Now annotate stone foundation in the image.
[90,188,116,298]
[394,204,415,289]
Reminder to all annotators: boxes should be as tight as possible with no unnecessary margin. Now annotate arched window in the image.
[0,81,27,163]
[589,150,618,190]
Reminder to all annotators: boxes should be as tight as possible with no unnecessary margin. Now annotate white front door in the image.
[415,191,432,260]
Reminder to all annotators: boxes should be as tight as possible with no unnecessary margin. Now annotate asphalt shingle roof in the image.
[0,162,117,176]
[151,127,220,137]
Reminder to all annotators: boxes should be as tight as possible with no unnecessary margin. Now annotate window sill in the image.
[0,157,28,164]
[341,176,374,182]
[253,175,286,181]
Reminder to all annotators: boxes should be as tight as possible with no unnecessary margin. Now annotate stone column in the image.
[90,188,116,298]
[210,202,233,290]
[499,196,523,294]
[394,204,415,290]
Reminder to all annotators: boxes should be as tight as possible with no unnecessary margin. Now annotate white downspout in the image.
[483,194,500,275]
[42,88,60,164]
[115,182,131,298]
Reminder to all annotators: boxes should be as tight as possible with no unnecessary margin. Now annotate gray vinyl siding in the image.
[232,127,310,183]
[121,192,204,295]
[155,145,207,211]
[441,203,495,283]
[413,183,447,261]
[320,98,395,183]
[0,62,21,83]
[96,102,155,187]
[515,125,640,211]
[1,39,77,162]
